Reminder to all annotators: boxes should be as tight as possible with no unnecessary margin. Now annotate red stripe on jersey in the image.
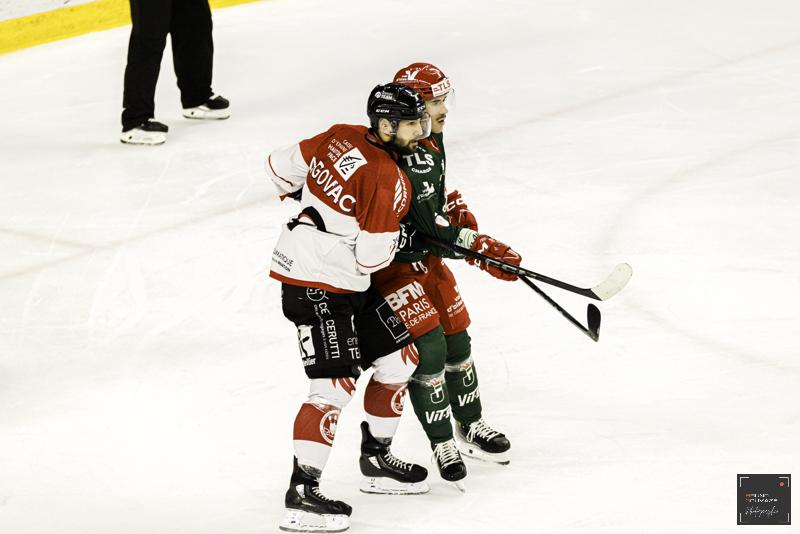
[268,154,293,187]
[355,244,396,269]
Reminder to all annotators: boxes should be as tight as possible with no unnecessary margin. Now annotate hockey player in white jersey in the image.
[267,83,432,533]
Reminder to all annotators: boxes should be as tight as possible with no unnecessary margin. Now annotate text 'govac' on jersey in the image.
[266,124,411,292]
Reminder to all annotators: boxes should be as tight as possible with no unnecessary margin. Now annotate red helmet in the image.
[393,63,452,101]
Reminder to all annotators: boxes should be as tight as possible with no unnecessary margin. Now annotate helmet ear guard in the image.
[377,114,431,140]
[376,117,400,136]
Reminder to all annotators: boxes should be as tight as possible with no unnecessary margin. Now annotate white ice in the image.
[1,0,799,532]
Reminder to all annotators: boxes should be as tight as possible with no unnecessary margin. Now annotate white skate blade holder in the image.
[455,432,511,465]
[182,106,230,120]
[279,509,349,533]
[119,129,166,146]
[360,476,430,495]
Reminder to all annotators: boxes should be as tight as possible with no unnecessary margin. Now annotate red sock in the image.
[292,402,338,472]
[363,377,406,441]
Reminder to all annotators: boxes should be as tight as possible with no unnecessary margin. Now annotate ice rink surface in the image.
[1,0,799,532]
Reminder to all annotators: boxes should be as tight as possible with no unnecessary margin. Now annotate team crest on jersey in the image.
[415,180,436,201]
[334,147,367,181]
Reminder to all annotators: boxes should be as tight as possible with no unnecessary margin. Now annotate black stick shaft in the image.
[431,238,602,300]
[519,275,600,342]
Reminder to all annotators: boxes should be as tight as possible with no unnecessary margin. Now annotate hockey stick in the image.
[430,238,632,301]
[519,275,601,342]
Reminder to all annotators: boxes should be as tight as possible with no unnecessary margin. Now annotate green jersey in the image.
[394,131,461,263]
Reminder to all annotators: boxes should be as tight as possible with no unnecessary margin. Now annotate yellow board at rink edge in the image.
[0,0,260,55]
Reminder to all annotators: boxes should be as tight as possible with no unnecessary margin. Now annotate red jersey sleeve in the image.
[355,162,410,232]
[352,161,411,274]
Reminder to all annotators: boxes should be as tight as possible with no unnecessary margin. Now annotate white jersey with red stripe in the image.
[267,124,411,293]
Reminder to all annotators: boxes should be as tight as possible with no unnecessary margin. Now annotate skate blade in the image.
[450,480,466,494]
[182,108,231,120]
[360,476,430,495]
[455,435,510,465]
[279,509,349,533]
[119,133,166,146]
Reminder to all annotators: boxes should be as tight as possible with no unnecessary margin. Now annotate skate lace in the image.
[466,419,500,442]
[310,485,334,503]
[432,440,461,468]
[382,450,412,471]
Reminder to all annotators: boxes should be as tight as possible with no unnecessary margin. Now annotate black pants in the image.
[281,284,412,379]
[122,0,214,129]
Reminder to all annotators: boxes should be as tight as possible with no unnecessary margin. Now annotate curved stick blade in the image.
[587,303,601,341]
[591,263,633,300]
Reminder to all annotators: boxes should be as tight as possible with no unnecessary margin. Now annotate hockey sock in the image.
[364,344,419,441]
[292,377,355,473]
[363,377,406,441]
[408,327,453,444]
[292,402,339,473]
[445,330,482,425]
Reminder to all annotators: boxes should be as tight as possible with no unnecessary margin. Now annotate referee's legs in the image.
[171,0,214,109]
[121,0,173,130]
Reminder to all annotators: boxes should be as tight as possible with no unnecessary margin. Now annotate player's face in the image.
[425,94,449,134]
[392,118,425,154]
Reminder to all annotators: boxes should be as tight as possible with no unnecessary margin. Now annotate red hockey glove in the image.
[467,234,522,281]
[445,190,478,231]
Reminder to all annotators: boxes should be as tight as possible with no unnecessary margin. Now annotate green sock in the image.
[445,330,482,426]
[408,327,453,444]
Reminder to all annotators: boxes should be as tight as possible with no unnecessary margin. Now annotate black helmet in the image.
[367,83,427,131]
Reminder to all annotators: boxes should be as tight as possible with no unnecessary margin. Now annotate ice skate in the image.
[280,457,351,533]
[358,421,429,495]
[182,94,230,119]
[431,439,467,492]
[119,119,168,145]
[455,418,511,465]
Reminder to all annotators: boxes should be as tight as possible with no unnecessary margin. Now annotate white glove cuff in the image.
[456,228,478,249]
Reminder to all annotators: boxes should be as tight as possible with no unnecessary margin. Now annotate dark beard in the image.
[391,140,417,155]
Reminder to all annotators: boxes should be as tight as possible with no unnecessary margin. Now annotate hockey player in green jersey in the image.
[370,63,523,487]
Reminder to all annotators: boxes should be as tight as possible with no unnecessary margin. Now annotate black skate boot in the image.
[183,94,231,120]
[120,119,168,145]
[279,457,351,533]
[431,439,467,492]
[358,421,429,495]
[455,418,511,465]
